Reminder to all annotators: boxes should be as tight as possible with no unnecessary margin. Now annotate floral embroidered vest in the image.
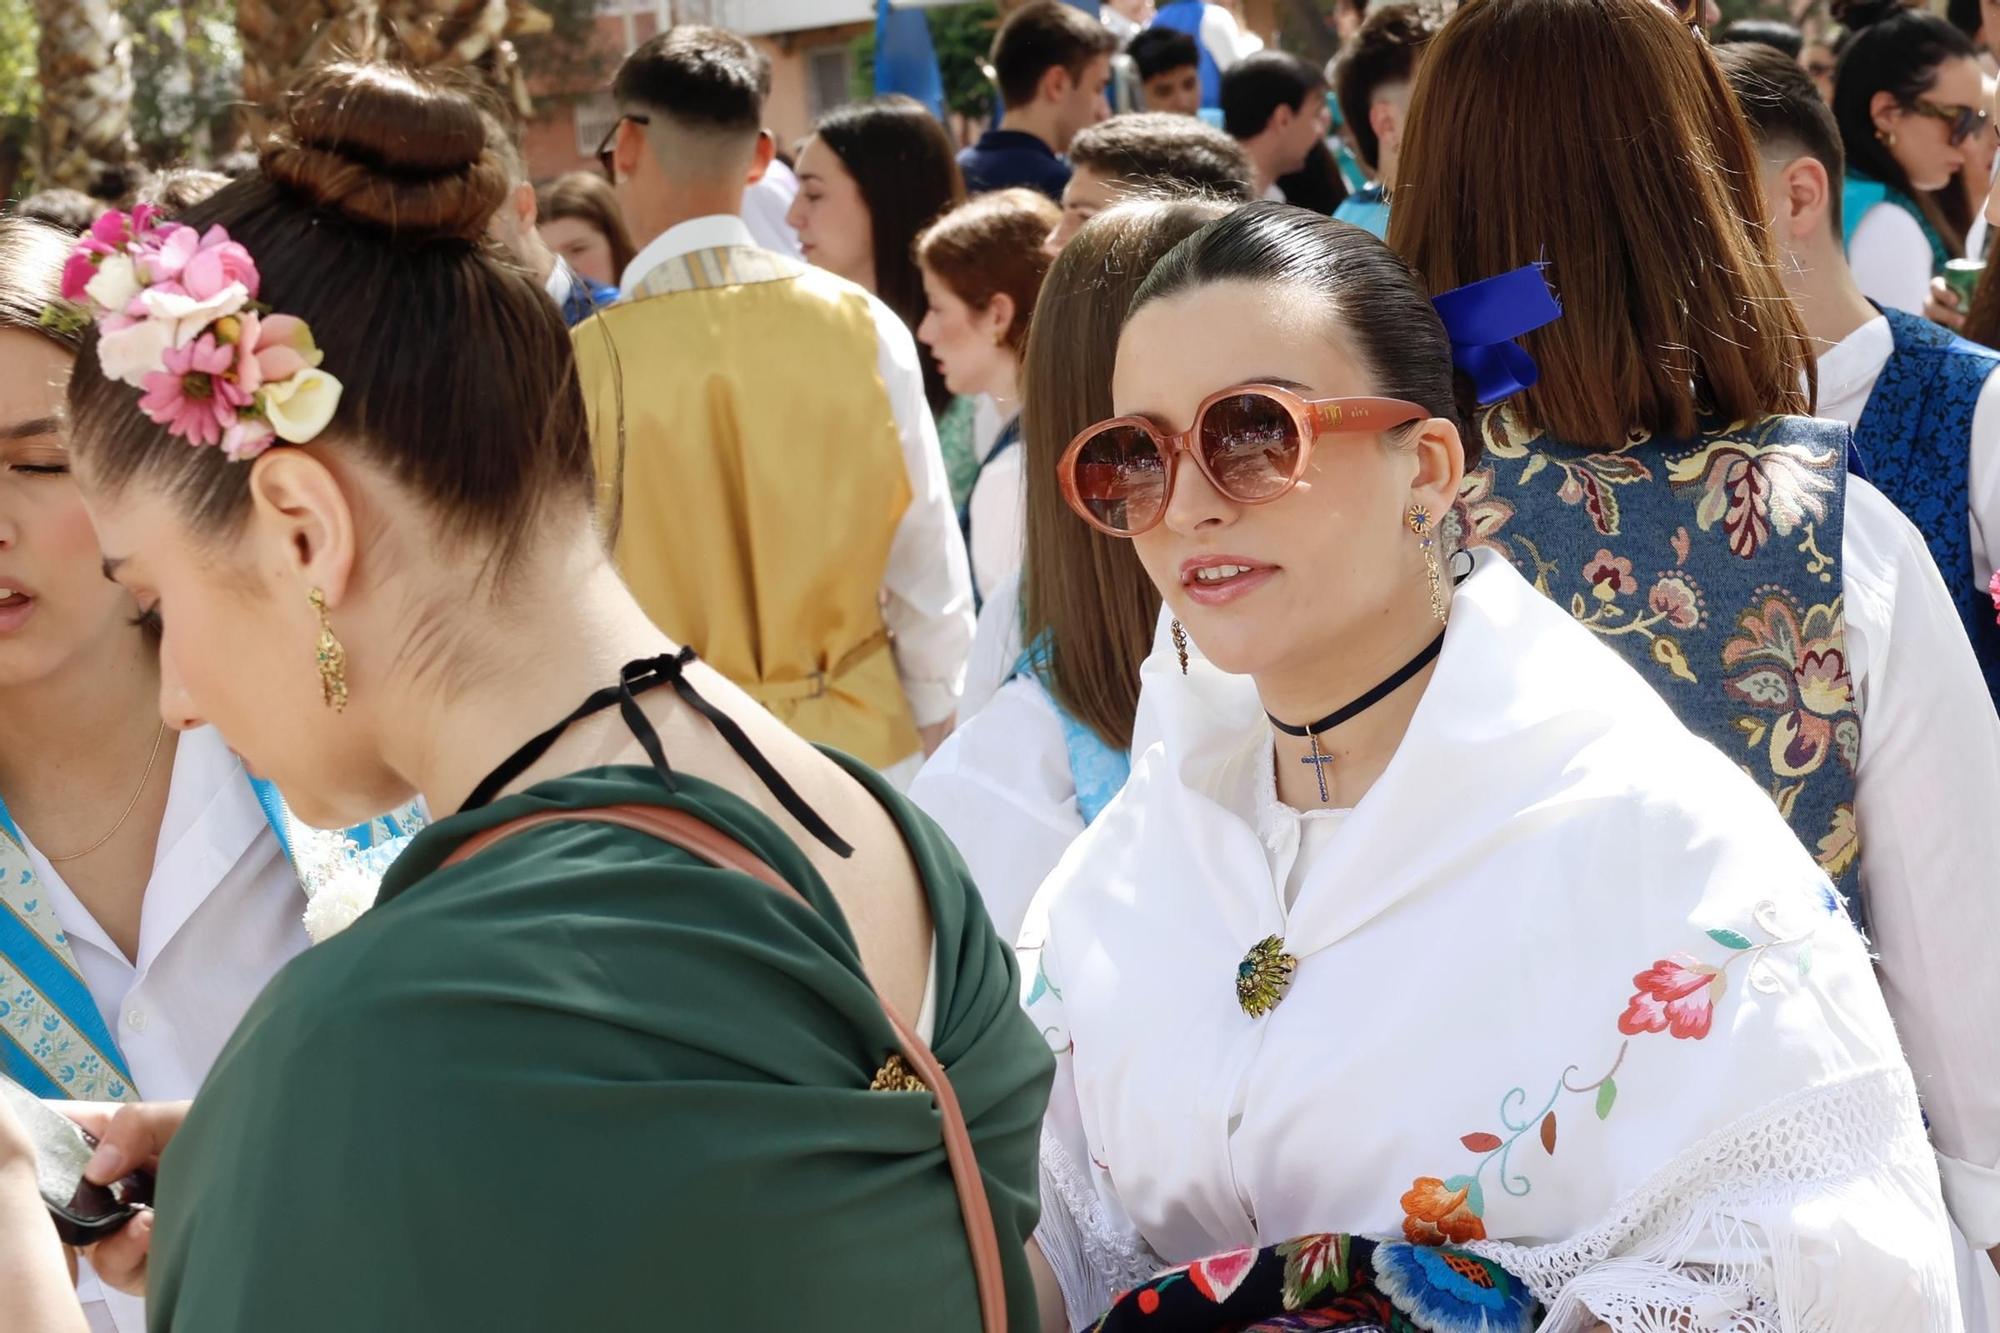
[1461,408,1862,914]
[1853,306,2000,700]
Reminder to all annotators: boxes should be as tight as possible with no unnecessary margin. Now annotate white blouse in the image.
[20,727,309,1333]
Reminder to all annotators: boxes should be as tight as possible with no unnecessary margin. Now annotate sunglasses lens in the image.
[1069,424,1169,534]
[1198,392,1303,502]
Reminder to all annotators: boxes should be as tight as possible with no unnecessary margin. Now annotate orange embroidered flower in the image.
[1400,1176,1487,1246]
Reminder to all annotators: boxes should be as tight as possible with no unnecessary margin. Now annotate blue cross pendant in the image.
[1301,730,1335,804]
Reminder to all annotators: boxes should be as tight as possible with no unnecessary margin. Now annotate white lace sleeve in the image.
[1473,1068,1961,1332]
[1021,909,1167,1329]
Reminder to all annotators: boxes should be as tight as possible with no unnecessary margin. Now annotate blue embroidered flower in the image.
[1372,1241,1537,1333]
[1817,881,1842,916]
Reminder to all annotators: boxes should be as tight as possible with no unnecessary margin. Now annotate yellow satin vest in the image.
[573,246,919,770]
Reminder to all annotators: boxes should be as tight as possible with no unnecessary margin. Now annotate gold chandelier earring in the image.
[1407,504,1446,624]
[310,588,348,712]
[1172,619,1190,675]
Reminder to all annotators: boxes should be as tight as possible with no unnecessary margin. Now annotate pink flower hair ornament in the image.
[54,208,341,461]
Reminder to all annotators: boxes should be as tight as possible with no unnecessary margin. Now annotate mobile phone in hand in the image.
[0,1075,153,1245]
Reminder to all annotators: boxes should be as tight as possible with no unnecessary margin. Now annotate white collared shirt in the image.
[23,726,308,1333]
[620,215,975,748]
[1814,313,2000,582]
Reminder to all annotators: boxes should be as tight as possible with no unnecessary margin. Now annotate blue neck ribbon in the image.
[1430,264,1563,405]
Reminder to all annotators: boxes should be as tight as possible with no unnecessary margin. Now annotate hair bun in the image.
[260,62,509,243]
[1831,0,1905,32]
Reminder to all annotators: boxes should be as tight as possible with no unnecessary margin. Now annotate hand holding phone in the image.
[0,1077,153,1246]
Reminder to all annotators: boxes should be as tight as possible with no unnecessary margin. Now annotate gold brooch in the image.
[1236,935,1298,1017]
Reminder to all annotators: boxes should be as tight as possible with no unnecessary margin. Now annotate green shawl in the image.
[144,757,1053,1330]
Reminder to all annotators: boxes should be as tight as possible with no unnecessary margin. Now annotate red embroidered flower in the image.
[1618,954,1719,1040]
[1989,569,1999,625]
[1583,549,1638,599]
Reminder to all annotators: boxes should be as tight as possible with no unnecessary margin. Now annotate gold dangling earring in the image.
[1172,619,1190,675]
[310,588,348,712]
[1876,127,1897,147]
[1406,505,1447,625]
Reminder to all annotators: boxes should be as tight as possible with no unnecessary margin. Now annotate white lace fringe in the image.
[1471,1066,1959,1333]
[1036,1066,1957,1333]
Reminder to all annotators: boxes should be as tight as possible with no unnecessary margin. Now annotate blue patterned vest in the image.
[1463,408,1862,914]
[1853,306,2000,700]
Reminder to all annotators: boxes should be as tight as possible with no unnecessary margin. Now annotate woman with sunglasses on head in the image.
[1018,201,1955,1332]
[1393,0,2000,1309]
[911,197,1230,946]
[1834,0,1988,314]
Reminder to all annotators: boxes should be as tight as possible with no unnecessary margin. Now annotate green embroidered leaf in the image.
[1707,927,1753,950]
[1518,454,1548,486]
[1460,1132,1504,1153]
[1277,1233,1352,1307]
[1798,945,1813,976]
[1595,1078,1618,1120]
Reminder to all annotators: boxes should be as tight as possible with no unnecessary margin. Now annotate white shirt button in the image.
[125,1008,145,1033]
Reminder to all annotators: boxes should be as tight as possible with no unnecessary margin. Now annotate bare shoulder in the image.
[638,661,936,1017]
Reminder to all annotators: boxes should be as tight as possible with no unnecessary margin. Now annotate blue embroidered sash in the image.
[0,777,422,1100]
[1011,638,1131,825]
[1853,306,2000,699]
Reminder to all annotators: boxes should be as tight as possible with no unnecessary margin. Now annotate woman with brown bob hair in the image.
[916,187,1062,603]
[1391,0,2000,1288]
[0,62,1053,1329]
[536,169,638,290]
[911,196,1230,944]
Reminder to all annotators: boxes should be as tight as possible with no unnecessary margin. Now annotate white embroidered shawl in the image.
[1021,551,1958,1332]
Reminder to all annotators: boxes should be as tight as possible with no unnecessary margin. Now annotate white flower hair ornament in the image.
[54,206,342,461]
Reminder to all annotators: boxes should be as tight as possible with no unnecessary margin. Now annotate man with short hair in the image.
[1219,50,1330,201]
[585,26,974,784]
[1046,112,1253,251]
[1127,27,1205,114]
[1720,41,2000,700]
[958,0,1117,199]
[1330,2,1443,237]
[479,110,617,326]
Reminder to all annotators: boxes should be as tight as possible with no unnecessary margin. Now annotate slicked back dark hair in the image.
[1129,202,1470,462]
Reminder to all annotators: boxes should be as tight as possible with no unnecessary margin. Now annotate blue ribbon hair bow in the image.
[1430,264,1563,405]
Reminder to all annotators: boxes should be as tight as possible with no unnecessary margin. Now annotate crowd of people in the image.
[0,0,1995,1327]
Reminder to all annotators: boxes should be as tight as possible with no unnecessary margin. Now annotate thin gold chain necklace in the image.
[44,723,168,864]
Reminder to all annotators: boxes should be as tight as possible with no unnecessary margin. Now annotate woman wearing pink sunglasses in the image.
[1019,203,1955,1332]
